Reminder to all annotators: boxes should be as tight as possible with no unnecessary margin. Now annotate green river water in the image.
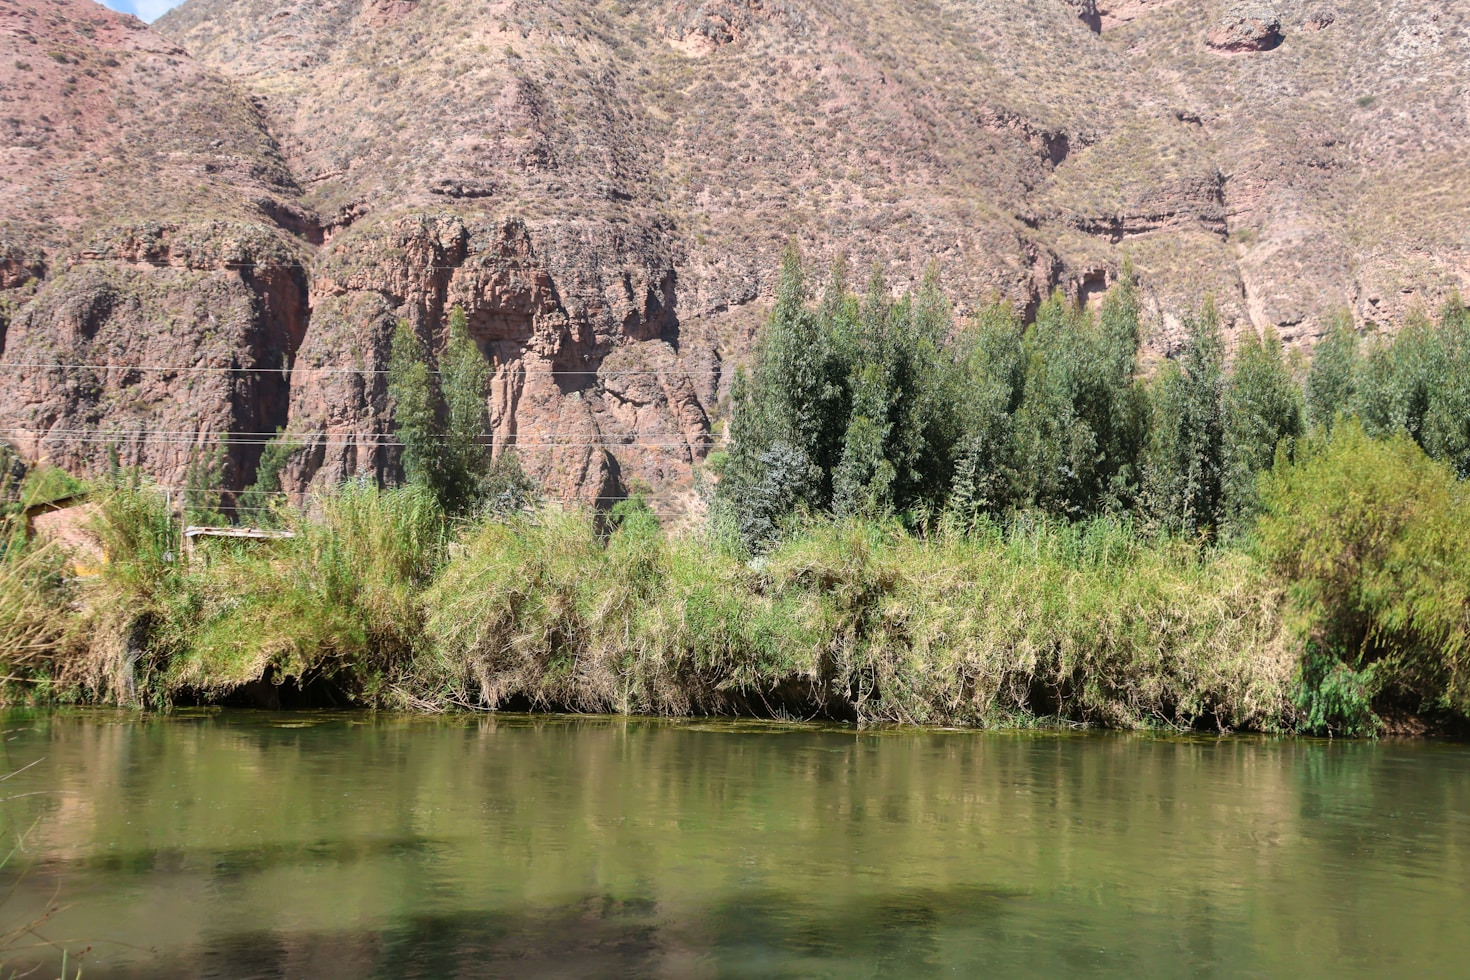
[0,711,1467,977]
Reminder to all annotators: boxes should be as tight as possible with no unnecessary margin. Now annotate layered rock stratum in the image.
[2,0,1467,507]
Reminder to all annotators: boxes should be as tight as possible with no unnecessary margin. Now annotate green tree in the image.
[1094,270,1148,510]
[719,247,831,547]
[720,255,965,543]
[1420,301,1470,476]
[831,269,900,517]
[831,266,962,520]
[1304,313,1360,433]
[1011,294,1100,516]
[388,319,441,496]
[947,300,1025,525]
[896,264,965,511]
[183,439,229,527]
[1142,300,1226,536]
[387,306,494,516]
[1009,284,1144,520]
[1222,325,1303,530]
[832,362,897,517]
[438,306,491,515]
[245,428,300,525]
[1355,314,1436,444]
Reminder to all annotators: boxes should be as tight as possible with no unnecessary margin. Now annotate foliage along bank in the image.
[3,261,1470,736]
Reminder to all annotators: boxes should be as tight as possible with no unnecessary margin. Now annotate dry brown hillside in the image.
[2,0,1467,506]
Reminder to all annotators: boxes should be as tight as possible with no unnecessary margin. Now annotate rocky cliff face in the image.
[2,0,1467,508]
[0,0,309,494]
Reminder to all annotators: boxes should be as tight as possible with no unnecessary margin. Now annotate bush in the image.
[1257,422,1470,732]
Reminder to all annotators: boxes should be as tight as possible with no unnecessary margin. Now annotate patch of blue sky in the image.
[99,0,187,23]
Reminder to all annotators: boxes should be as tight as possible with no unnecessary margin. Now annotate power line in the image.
[152,486,698,500]
[0,361,723,378]
[58,258,695,276]
[10,427,707,443]
[15,429,709,442]
[7,438,708,450]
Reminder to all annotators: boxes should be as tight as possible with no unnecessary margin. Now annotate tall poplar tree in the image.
[387,305,492,515]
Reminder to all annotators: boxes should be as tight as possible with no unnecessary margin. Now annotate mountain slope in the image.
[0,0,311,492]
[1,0,1466,506]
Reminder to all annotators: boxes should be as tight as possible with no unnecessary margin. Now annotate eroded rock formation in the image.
[0,0,1467,509]
[1207,4,1283,52]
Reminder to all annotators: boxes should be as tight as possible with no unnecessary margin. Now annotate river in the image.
[0,711,1466,977]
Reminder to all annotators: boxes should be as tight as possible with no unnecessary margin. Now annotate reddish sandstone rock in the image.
[1207,4,1283,52]
[1,0,1467,512]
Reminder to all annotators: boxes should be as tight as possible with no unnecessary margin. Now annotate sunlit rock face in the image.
[2,0,1467,506]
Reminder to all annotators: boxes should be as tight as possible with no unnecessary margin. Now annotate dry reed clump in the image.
[420,511,612,712]
[64,485,176,702]
[0,544,84,697]
[163,483,444,703]
[750,519,1295,729]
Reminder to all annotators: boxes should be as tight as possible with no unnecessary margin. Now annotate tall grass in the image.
[0,544,79,694]
[422,514,1295,729]
[77,481,445,706]
[25,473,1465,734]
[78,484,177,701]
[172,482,444,703]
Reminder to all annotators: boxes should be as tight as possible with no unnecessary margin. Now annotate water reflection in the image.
[0,712,1465,977]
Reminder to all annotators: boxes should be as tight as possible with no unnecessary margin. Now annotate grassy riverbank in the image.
[1,488,1291,730]
[5,266,1470,734]
[3,419,1467,735]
